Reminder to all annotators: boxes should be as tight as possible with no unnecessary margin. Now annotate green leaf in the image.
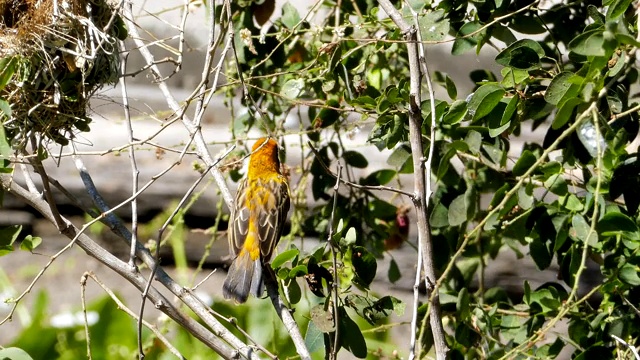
[367,296,404,323]
[387,144,411,167]
[500,67,529,88]
[0,57,17,91]
[20,235,42,252]
[281,78,305,99]
[545,72,580,106]
[0,124,12,161]
[0,225,22,256]
[568,28,606,57]
[597,212,638,236]
[343,151,368,168]
[304,320,325,355]
[271,248,299,269]
[457,288,470,321]
[313,99,340,128]
[495,39,545,70]
[368,198,397,219]
[362,169,396,186]
[619,263,640,286]
[0,99,10,118]
[465,130,482,155]
[0,347,34,360]
[452,22,485,55]
[467,83,505,120]
[281,2,300,29]
[289,264,308,277]
[351,246,377,287]
[448,190,476,227]
[284,277,302,303]
[443,100,467,124]
[551,97,582,129]
[571,214,598,246]
[445,74,457,100]
[518,184,534,210]
[419,9,450,42]
[562,194,584,212]
[606,0,633,19]
[430,202,449,228]
[388,258,401,283]
[512,150,536,176]
[488,96,517,137]
[587,5,605,23]
[340,311,367,358]
[544,174,568,196]
[530,237,552,270]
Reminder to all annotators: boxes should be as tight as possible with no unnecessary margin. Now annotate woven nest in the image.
[0,0,126,149]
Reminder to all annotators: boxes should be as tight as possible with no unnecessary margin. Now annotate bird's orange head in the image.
[247,137,281,178]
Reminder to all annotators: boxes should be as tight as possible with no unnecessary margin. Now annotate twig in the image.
[0,174,244,359]
[69,143,255,357]
[307,141,414,197]
[139,163,213,338]
[409,202,424,359]
[118,38,146,359]
[28,137,66,231]
[377,1,449,358]
[121,0,233,207]
[327,163,343,360]
[80,272,93,360]
[80,271,186,360]
[264,273,312,360]
[19,163,41,197]
[0,226,79,326]
[611,334,640,360]
[118,40,139,271]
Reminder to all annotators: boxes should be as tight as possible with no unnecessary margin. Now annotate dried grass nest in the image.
[0,0,126,149]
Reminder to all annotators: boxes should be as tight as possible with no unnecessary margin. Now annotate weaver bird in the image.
[223,137,290,303]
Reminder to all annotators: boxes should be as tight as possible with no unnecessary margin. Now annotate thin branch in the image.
[327,163,343,360]
[118,40,140,271]
[71,140,253,356]
[377,1,448,358]
[611,335,640,360]
[0,174,242,359]
[307,141,414,197]
[80,271,186,360]
[264,274,312,360]
[0,225,79,325]
[118,36,146,358]
[19,163,41,197]
[28,137,66,230]
[80,272,94,360]
[122,0,233,207]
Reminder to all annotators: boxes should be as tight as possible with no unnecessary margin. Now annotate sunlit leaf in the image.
[467,83,505,120]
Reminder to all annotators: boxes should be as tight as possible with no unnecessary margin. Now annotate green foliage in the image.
[220,0,640,357]
[2,0,639,358]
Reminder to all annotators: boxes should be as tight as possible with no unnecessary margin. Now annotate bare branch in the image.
[307,141,414,197]
[327,162,343,360]
[0,174,243,359]
[80,271,186,360]
[121,1,233,208]
[377,1,449,358]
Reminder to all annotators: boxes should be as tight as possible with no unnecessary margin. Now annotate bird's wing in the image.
[255,177,290,261]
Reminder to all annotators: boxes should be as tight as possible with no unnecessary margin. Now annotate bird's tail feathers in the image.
[223,252,263,303]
